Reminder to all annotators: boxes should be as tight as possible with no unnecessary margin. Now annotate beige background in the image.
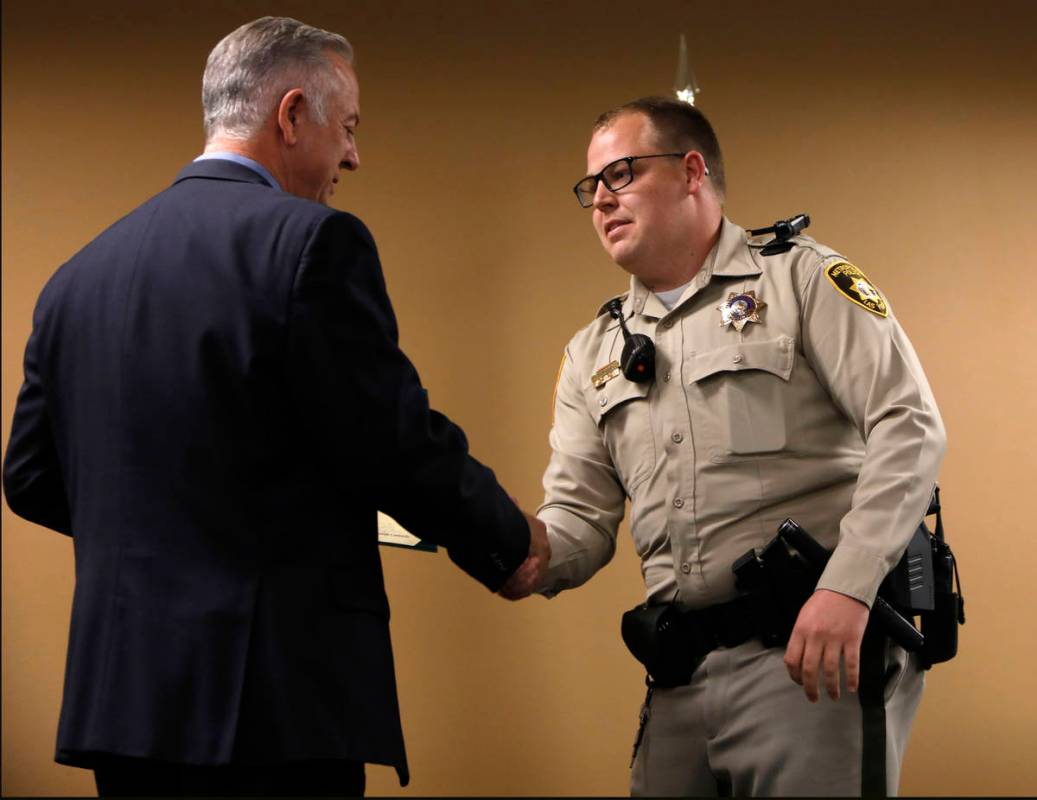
[3,0,1036,795]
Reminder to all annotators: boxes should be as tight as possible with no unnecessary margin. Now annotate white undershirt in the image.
[654,279,693,311]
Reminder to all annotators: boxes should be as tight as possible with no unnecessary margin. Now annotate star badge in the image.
[718,291,766,331]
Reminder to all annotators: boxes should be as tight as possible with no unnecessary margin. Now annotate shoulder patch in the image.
[824,261,888,317]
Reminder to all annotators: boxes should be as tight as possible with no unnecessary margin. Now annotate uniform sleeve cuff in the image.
[815,543,890,608]
[535,506,616,598]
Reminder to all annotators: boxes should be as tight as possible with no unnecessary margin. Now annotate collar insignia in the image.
[591,360,621,389]
[718,291,766,331]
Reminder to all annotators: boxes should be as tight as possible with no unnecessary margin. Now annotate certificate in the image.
[377,512,437,553]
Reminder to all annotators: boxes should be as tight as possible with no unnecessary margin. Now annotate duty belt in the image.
[683,595,761,652]
[620,595,766,688]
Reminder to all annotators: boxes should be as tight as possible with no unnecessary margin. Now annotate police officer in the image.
[532,98,946,796]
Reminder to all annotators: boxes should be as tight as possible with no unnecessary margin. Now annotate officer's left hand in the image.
[784,589,869,702]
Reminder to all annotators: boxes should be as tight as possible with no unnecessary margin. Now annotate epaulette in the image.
[746,233,815,252]
[754,235,889,318]
[745,213,811,256]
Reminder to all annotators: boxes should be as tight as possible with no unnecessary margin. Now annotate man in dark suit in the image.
[2,16,548,797]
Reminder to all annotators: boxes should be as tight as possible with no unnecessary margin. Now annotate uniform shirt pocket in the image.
[686,336,795,462]
[586,377,655,492]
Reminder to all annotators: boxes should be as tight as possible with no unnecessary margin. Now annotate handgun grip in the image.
[872,596,925,652]
[777,518,830,569]
[779,519,925,652]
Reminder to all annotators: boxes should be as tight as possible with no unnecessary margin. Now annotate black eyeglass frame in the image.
[573,152,708,208]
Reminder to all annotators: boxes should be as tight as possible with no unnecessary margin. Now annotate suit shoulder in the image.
[203,185,379,257]
[244,187,335,229]
[311,208,377,244]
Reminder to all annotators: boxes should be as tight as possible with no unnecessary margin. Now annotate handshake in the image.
[499,512,551,601]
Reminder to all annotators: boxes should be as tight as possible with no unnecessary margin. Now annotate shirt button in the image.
[599,396,608,407]
[664,371,671,382]
[661,318,673,329]
[732,353,744,364]
[673,497,684,508]
[671,432,683,443]
[681,562,691,574]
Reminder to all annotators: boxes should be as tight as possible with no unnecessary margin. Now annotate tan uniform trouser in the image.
[630,637,923,797]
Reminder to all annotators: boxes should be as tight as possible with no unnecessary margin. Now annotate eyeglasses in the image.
[573,152,707,208]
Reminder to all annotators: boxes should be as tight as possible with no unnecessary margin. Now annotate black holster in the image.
[620,595,762,687]
[620,603,698,688]
[731,529,816,647]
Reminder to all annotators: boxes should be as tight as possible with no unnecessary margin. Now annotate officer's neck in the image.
[636,216,722,293]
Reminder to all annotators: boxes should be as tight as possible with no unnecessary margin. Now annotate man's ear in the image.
[277,89,305,145]
[683,151,709,194]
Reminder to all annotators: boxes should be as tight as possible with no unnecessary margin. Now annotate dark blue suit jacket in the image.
[2,159,529,784]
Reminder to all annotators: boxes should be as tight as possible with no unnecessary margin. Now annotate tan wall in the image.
[3,0,1036,795]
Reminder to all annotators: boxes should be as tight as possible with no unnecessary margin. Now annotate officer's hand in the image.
[499,512,550,601]
[784,589,869,702]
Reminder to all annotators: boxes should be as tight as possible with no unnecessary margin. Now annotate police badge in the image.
[824,261,888,317]
[718,291,766,331]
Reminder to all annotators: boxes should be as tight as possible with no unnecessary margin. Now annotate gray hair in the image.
[202,16,353,141]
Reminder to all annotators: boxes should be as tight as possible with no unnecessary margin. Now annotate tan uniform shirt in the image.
[538,217,946,609]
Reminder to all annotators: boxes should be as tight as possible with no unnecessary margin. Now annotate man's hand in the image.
[499,512,550,601]
[784,588,870,702]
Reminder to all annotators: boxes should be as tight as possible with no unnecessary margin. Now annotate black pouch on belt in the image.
[877,486,964,666]
[918,487,965,667]
[620,603,698,688]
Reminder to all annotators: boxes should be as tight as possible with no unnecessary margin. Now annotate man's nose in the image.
[341,146,359,171]
[592,178,616,210]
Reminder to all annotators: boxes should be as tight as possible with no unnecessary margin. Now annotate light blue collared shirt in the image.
[194,152,283,192]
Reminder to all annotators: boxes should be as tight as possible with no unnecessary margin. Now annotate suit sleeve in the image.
[536,345,625,596]
[286,211,528,591]
[798,257,946,606]
[3,301,72,535]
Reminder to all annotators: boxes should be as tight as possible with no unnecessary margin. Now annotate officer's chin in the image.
[608,242,637,270]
